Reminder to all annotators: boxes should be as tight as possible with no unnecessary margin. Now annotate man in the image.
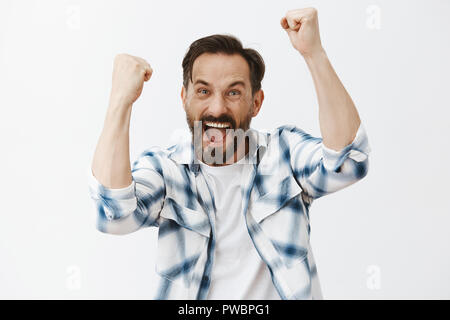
[88,8,371,299]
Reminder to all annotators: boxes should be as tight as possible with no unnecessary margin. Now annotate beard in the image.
[185,103,253,166]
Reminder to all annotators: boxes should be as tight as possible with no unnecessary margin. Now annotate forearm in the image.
[91,101,133,189]
[304,49,361,151]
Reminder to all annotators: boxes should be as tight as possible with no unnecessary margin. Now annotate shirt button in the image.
[104,207,113,220]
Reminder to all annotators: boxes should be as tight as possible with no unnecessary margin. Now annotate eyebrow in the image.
[194,79,246,88]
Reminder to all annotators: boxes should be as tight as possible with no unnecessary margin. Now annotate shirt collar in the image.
[168,127,269,175]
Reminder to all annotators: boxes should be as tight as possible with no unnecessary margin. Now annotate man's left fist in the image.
[280,8,323,58]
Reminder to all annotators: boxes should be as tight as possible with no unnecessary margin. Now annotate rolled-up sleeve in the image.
[88,150,166,235]
[286,122,371,200]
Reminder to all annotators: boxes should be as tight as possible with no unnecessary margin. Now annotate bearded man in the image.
[89,8,371,300]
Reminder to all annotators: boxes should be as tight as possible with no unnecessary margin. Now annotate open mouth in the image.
[203,121,232,144]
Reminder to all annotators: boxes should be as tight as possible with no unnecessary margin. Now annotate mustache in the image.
[200,114,236,129]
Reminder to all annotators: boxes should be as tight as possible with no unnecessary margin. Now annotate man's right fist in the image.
[110,53,153,107]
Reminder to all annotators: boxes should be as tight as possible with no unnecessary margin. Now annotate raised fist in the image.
[280,8,323,58]
[110,53,153,107]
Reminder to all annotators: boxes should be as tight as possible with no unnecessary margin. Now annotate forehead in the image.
[191,53,250,85]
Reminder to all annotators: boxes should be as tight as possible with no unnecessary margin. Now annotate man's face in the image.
[181,53,264,165]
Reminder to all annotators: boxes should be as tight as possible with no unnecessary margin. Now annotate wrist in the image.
[302,47,327,65]
[108,95,132,112]
[106,97,133,126]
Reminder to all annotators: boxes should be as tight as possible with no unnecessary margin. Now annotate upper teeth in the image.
[205,122,231,129]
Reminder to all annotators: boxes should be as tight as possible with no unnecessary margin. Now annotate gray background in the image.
[0,0,449,299]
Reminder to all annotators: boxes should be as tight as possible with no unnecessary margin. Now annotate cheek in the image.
[236,101,253,120]
[186,100,203,118]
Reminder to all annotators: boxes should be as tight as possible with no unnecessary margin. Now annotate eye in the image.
[228,90,240,96]
[198,89,209,95]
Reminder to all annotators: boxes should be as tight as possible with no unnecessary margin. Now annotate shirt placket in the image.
[191,164,217,299]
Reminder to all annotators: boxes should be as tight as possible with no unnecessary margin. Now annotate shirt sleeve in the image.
[285,122,371,200]
[87,150,166,235]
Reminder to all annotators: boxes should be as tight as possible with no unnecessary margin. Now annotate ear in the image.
[181,86,187,111]
[251,89,264,117]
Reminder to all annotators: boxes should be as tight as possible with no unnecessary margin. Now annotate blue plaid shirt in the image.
[88,123,371,299]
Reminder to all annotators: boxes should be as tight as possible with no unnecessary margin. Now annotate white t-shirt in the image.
[199,156,280,300]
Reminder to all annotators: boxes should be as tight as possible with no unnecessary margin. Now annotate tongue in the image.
[205,128,226,143]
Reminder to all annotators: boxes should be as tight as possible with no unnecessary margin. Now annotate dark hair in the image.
[182,34,265,96]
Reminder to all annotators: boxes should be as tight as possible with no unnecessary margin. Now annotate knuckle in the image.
[129,57,140,67]
[113,53,123,63]
[114,53,133,66]
[116,53,127,59]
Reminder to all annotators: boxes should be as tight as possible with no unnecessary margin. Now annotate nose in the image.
[207,94,228,117]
